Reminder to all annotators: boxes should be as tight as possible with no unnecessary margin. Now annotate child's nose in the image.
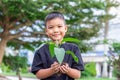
[53,27,59,32]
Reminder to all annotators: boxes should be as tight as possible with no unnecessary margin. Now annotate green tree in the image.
[98,0,119,77]
[108,42,120,79]
[0,0,45,64]
[0,0,118,64]
[3,55,28,80]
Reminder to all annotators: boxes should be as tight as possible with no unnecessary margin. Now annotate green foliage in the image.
[80,77,114,80]
[112,42,120,53]
[0,0,42,20]
[7,41,19,48]
[62,37,80,43]
[54,47,65,64]
[112,56,120,78]
[48,38,80,63]
[81,62,96,77]
[66,51,78,63]
[0,0,118,49]
[77,41,93,53]
[108,42,120,78]
[23,43,34,51]
[2,55,28,72]
[0,0,119,65]
[0,63,12,72]
[20,67,28,73]
[49,42,55,58]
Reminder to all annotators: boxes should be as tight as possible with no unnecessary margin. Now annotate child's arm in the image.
[36,62,60,79]
[60,63,81,79]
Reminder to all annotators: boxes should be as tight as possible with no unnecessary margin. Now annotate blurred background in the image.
[0,0,120,80]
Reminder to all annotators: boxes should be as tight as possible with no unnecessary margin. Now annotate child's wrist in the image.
[66,67,71,74]
[49,67,58,74]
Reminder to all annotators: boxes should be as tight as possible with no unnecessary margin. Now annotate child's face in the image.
[45,18,67,42]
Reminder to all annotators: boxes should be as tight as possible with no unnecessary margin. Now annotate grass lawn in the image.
[2,72,36,78]
[79,77,116,80]
[1,72,117,80]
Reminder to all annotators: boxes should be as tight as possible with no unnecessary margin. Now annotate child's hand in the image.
[50,62,60,74]
[59,63,70,74]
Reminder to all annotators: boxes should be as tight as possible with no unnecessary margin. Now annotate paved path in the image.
[6,76,39,80]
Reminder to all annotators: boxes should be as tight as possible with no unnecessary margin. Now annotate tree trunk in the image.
[117,77,120,80]
[102,0,109,77]
[0,39,7,64]
[102,20,109,77]
[104,20,109,39]
[16,68,22,80]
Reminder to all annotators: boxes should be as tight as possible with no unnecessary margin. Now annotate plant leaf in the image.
[54,47,65,64]
[49,43,55,58]
[62,38,80,43]
[66,51,78,63]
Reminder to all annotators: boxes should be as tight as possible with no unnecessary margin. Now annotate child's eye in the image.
[48,26,53,29]
[58,26,62,28]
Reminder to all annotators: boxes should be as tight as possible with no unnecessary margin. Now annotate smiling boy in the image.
[31,12,84,80]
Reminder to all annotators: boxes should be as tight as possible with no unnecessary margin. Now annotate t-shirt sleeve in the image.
[71,45,84,71]
[31,50,43,74]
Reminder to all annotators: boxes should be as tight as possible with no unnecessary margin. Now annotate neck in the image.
[53,39,63,45]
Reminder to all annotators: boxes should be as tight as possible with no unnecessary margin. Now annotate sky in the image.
[90,0,120,43]
[109,0,120,24]
[108,0,120,42]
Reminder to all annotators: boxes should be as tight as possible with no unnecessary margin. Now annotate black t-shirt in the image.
[31,43,84,80]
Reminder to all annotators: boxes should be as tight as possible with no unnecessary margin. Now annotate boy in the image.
[31,12,84,80]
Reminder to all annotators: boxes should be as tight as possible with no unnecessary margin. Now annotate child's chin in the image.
[53,38,61,41]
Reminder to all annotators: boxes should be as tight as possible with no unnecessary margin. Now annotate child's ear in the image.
[44,28,48,35]
[65,25,68,32]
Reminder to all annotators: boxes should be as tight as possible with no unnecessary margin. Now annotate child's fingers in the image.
[51,62,60,73]
[60,65,69,74]
[51,61,59,68]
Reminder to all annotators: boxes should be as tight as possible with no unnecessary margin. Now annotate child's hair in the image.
[45,11,66,26]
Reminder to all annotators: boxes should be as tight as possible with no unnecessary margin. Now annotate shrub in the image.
[0,63,12,72]
[2,55,28,73]
[81,62,96,77]
[108,42,120,79]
